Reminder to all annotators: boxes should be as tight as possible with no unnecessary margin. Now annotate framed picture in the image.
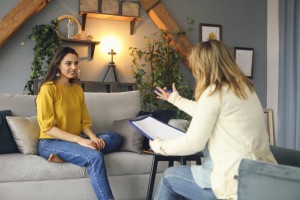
[79,0,99,13]
[234,47,254,78]
[263,108,275,145]
[199,23,222,42]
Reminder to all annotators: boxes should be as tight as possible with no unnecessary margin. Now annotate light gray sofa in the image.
[0,91,169,200]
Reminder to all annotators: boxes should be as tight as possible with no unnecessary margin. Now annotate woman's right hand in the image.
[155,83,177,101]
[76,137,97,150]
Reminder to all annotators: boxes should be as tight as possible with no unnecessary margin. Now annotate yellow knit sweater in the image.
[36,81,92,139]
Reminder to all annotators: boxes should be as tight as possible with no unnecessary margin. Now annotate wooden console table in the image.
[33,79,137,95]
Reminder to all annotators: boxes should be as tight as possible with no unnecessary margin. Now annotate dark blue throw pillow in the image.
[137,110,176,150]
[0,110,20,154]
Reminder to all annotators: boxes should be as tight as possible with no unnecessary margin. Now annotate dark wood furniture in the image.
[33,79,137,95]
[79,12,141,35]
[61,39,100,60]
[143,150,203,200]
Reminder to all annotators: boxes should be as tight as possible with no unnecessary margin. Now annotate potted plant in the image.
[23,19,62,94]
[129,19,194,120]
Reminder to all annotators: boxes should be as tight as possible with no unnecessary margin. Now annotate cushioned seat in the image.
[238,145,300,200]
[0,152,168,182]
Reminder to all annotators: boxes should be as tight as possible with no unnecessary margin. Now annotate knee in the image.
[163,166,181,183]
[107,131,122,146]
[164,166,177,177]
[89,150,104,164]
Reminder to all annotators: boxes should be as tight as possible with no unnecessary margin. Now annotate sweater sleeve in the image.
[168,91,198,117]
[36,84,57,133]
[81,93,92,131]
[150,89,220,155]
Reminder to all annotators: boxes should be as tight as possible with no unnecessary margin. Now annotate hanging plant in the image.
[129,18,195,120]
[23,18,62,94]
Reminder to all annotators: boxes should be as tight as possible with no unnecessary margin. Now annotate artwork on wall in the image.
[79,0,98,13]
[234,47,254,78]
[101,0,120,15]
[263,108,275,145]
[199,23,222,42]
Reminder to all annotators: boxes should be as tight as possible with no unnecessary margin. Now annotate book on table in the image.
[128,115,185,141]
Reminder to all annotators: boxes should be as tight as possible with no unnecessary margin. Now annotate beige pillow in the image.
[6,116,40,155]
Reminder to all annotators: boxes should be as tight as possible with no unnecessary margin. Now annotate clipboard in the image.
[128,115,185,141]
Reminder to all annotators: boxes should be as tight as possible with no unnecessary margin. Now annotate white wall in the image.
[267,0,279,139]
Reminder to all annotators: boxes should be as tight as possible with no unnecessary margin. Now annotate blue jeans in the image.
[38,132,121,200]
[154,166,217,200]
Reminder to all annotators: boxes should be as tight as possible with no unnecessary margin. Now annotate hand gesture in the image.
[77,137,98,150]
[155,83,177,101]
[90,135,105,150]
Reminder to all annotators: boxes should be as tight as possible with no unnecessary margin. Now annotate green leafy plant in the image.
[129,18,194,120]
[23,19,62,94]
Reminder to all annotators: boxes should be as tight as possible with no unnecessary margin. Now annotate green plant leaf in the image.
[23,19,62,94]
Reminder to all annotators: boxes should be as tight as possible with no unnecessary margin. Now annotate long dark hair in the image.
[40,47,79,87]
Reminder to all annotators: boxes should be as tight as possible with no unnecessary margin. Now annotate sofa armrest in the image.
[168,119,189,131]
[270,145,300,167]
[238,159,300,200]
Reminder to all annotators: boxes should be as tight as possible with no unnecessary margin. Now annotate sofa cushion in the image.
[6,116,40,155]
[0,152,168,182]
[84,91,141,133]
[0,110,20,154]
[110,116,145,154]
[0,91,141,134]
[0,93,36,117]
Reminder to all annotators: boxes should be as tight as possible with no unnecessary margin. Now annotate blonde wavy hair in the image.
[188,40,254,101]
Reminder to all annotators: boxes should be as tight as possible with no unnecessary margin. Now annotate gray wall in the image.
[0,0,267,106]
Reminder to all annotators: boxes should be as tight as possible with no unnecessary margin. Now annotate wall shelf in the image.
[80,12,141,35]
[33,79,137,94]
[61,39,100,60]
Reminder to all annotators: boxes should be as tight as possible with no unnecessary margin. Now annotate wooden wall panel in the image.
[0,0,50,48]
[140,0,192,68]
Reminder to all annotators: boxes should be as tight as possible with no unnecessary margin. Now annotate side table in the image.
[144,150,203,200]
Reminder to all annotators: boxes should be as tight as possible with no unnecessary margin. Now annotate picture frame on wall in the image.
[199,23,222,42]
[263,108,275,145]
[79,0,99,13]
[234,47,254,78]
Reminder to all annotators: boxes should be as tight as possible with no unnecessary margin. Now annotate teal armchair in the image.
[238,145,300,200]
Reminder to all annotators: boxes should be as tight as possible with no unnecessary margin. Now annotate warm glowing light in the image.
[101,36,121,54]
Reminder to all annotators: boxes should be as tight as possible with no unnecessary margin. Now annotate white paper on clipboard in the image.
[128,115,185,141]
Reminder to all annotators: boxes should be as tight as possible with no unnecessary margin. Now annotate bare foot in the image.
[48,154,64,163]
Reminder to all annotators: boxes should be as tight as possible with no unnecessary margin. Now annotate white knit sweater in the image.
[150,85,277,199]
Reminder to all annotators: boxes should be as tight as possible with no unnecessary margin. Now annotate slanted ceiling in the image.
[0,0,50,48]
[0,0,192,68]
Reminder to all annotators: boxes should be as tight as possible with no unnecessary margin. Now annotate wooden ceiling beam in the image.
[0,0,51,48]
[140,0,193,68]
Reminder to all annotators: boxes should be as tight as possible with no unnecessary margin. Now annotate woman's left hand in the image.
[155,83,177,101]
[90,135,105,150]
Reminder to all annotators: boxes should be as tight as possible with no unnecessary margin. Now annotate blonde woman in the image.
[151,40,276,200]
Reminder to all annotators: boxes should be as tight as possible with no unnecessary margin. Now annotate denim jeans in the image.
[154,165,217,200]
[38,132,121,200]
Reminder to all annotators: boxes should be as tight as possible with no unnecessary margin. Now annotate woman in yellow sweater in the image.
[36,47,121,200]
[151,40,276,200]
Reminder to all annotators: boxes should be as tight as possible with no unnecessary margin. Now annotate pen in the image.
[154,89,173,93]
